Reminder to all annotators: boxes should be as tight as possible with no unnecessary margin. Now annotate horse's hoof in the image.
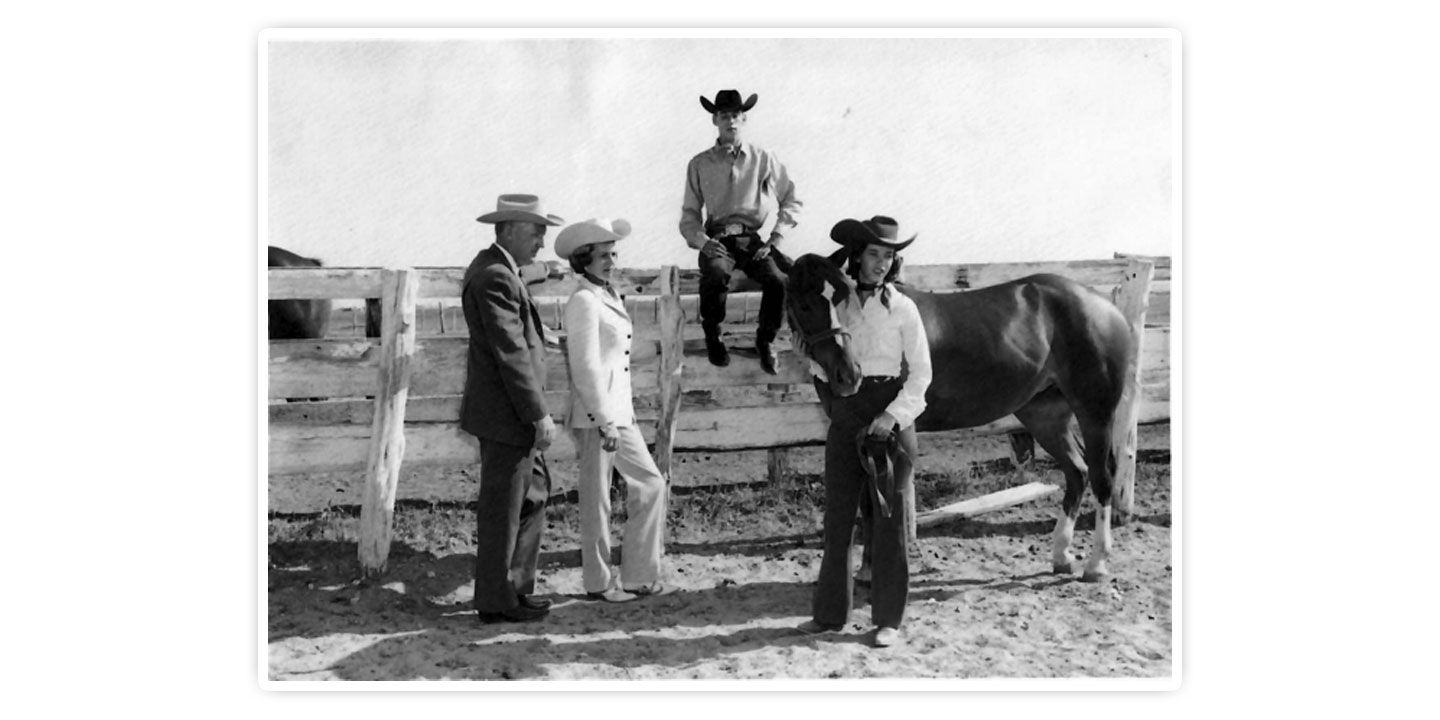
[1052,561,1079,575]
[1080,569,1110,583]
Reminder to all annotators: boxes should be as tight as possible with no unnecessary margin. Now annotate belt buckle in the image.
[724,222,744,237]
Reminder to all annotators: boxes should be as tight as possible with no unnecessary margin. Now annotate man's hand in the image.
[754,236,781,262]
[533,415,557,451]
[701,238,730,259]
[867,411,898,439]
[599,423,620,453]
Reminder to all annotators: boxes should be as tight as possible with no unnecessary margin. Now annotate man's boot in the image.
[757,336,778,375]
[705,326,730,367]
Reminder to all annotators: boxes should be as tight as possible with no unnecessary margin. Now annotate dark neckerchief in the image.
[583,271,620,300]
[854,281,890,309]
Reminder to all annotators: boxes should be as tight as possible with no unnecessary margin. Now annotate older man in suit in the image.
[461,193,565,624]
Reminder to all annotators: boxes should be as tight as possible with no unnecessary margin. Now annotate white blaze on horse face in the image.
[817,282,842,346]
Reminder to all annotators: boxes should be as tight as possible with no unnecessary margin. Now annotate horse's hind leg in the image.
[1014,390,1088,576]
[1076,417,1119,582]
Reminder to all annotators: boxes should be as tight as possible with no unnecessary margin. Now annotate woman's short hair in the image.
[567,244,597,274]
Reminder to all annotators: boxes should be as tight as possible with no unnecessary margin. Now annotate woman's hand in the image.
[600,423,620,453]
[866,411,898,439]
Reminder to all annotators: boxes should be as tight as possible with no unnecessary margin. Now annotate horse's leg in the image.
[1014,390,1088,576]
[1075,416,1119,582]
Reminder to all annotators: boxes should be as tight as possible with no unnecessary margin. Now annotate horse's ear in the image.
[827,261,853,306]
[787,254,817,295]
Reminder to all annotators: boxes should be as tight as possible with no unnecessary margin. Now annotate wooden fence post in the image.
[358,268,418,577]
[766,382,790,485]
[654,265,684,481]
[1109,258,1154,525]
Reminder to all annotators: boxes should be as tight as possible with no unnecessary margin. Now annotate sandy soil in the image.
[266,427,1173,682]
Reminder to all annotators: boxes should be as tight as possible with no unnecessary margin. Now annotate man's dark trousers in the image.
[697,230,788,344]
[473,439,551,614]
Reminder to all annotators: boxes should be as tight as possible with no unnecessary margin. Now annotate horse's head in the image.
[786,253,863,397]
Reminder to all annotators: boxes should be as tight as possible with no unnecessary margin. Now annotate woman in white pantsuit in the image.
[555,218,675,603]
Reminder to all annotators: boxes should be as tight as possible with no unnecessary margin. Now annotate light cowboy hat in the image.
[554,218,632,260]
[476,193,565,226]
[830,215,917,252]
[700,89,758,114]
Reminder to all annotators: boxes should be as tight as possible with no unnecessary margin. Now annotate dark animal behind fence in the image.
[268,246,332,340]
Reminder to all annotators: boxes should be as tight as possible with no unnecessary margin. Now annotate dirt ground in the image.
[266,425,1173,682]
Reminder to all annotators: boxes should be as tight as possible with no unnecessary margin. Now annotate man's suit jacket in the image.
[562,275,637,429]
[459,245,550,446]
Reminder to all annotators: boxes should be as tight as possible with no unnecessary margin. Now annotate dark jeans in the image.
[473,439,551,613]
[812,377,913,629]
[697,230,788,344]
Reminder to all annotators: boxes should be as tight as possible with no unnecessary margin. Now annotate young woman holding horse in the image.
[796,216,932,649]
[556,219,675,604]
[785,226,1135,584]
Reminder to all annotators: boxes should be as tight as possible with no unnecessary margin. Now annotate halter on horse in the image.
[786,253,1134,581]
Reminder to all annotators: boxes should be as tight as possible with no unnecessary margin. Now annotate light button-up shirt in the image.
[810,286,932,429]
[679,141,801,249]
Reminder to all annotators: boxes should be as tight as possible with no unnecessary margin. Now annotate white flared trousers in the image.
[574,425,668,593]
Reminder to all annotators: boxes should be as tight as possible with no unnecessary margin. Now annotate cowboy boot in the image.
[756,337,778,375]
[704,326,730,367]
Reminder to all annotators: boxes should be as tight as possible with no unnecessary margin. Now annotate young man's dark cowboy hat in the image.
[700,89,758,114]
[829,216,917,252]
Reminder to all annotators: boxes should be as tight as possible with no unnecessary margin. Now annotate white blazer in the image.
[563,276,637,429]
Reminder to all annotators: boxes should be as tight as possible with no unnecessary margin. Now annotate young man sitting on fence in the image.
[679,88,802,374]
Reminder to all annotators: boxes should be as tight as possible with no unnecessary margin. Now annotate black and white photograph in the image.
[261,29,1178,686]
[15,0,1440,714]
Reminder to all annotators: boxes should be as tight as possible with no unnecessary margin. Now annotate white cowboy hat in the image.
[554,218,632,260]
[476,193,565,226]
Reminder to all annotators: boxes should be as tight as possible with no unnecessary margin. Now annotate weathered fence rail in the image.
[268,254,1170,574]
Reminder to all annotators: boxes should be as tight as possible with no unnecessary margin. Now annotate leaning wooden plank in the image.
[915,482,1061,528]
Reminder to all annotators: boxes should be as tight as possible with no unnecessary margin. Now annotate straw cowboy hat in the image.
[476,193,565,226]
[554,218,632,260]
[830,215,917,252]
[700,89,758,114]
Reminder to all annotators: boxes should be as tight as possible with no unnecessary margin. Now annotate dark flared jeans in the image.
[811,377,914,630]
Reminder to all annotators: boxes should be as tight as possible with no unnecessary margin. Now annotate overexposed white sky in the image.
[265,32,1174,269]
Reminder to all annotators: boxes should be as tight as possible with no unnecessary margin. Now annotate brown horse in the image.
[268,246,332,340]
[786,253,1134,581]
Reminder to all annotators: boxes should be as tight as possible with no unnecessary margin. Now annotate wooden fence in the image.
[268,254,1170,574]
